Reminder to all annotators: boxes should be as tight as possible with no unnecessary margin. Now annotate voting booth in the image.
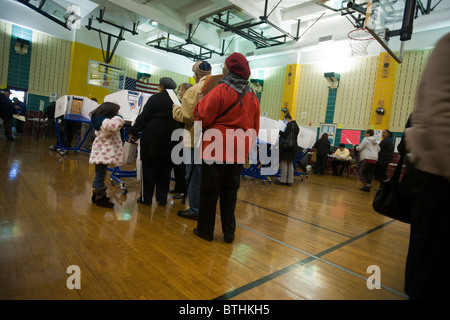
[242,117,313,182]
[104,90,151,122]
[55,95,98,121]
[51,95,99,155]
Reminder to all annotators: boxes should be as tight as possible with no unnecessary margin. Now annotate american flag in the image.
[123,77,159,94]
[136,81,159,94]
[124,77,136,91]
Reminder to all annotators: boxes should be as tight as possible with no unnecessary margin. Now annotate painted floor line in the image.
[215,219,408,300]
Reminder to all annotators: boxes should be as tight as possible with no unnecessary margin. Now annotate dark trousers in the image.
[197,162,243,237]
[314,155,328,175]
[404,166,450,299]
[374,162,389,181]
[1,117,13,139]
[16,119,24,134]
[358,160,376,185]
[172,163,187,193]
[141,158,173,204]
[331,159,348,175]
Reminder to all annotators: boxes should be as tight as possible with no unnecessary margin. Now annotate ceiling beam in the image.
[107,0,187,35]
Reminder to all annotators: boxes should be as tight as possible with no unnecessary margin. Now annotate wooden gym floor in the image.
[0,134,410,300]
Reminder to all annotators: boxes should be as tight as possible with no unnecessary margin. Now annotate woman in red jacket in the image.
[193,52,260,243]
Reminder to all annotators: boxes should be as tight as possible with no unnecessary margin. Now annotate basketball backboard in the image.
[364,0,410,63]
[319,1,414,63]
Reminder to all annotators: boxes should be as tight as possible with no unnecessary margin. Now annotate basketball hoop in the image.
[348,28,375,57]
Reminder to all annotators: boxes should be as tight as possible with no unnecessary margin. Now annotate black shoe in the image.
[274,180,287,186]
[173,193,184,200]
[360,185,371,192]
[95,197,114,208]
[193,228,213,241]
[177,209,199,220]
[224,233,235,244]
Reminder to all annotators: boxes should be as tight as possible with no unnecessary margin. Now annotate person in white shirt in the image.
[355,129,380,191]
[331,143,351,176]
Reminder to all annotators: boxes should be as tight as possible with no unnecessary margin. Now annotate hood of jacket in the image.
[91,116,108,130]
[366,136,378,144]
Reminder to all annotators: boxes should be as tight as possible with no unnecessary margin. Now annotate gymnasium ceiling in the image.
[12,0,450,63]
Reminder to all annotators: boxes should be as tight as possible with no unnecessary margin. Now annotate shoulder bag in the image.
[372,155,411,223]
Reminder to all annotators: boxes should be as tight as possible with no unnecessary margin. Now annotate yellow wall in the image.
[67,42,110,103]
[281,64,300,119]
[369,52,398,130]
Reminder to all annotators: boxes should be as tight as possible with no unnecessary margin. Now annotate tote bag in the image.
[280,128,297,150]
[372,156,411,223]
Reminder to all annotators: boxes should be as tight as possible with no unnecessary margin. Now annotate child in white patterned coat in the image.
[89,102,125,208]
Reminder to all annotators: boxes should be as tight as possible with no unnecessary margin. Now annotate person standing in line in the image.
[355,129,380,192]
[89,102,125,208]
[275,112,299,186]
[172,61,212,220]
[170,83,192,200]
[128,77,180,206]
[374,129,394,182]
[403,33,450,300]
[193,52,260,243]
[312,133,330,175]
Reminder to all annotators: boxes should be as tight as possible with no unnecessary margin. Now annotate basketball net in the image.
[348,0,374,57]
[348,28,374,57]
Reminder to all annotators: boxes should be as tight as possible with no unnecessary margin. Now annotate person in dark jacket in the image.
[275,112,299,186]
[374,129,394,182]
[313,133,331,175]
[0,88,15,140]
[128,77,180,206]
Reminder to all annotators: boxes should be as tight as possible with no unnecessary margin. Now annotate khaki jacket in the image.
[405,33,450,181]
[172,76,206,148]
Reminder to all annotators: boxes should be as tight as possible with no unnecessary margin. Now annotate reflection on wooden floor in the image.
[0,135,410,300]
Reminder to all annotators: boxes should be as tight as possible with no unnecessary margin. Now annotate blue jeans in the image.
[185,147,201,213]
[93,164,108,189]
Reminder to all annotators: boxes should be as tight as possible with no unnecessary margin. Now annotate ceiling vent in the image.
[318,35,333,43]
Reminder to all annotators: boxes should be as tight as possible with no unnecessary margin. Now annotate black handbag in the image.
[372,155,411,223]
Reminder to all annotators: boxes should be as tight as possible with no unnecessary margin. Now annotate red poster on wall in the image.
[340,130,361,145]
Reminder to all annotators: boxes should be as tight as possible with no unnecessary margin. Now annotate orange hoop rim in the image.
[348,28,375,41]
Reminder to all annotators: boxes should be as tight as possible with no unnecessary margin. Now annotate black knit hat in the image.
[159,77,177,90]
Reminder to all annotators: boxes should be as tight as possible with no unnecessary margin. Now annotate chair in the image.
[346,159,359,177]
[25,111,47,138]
